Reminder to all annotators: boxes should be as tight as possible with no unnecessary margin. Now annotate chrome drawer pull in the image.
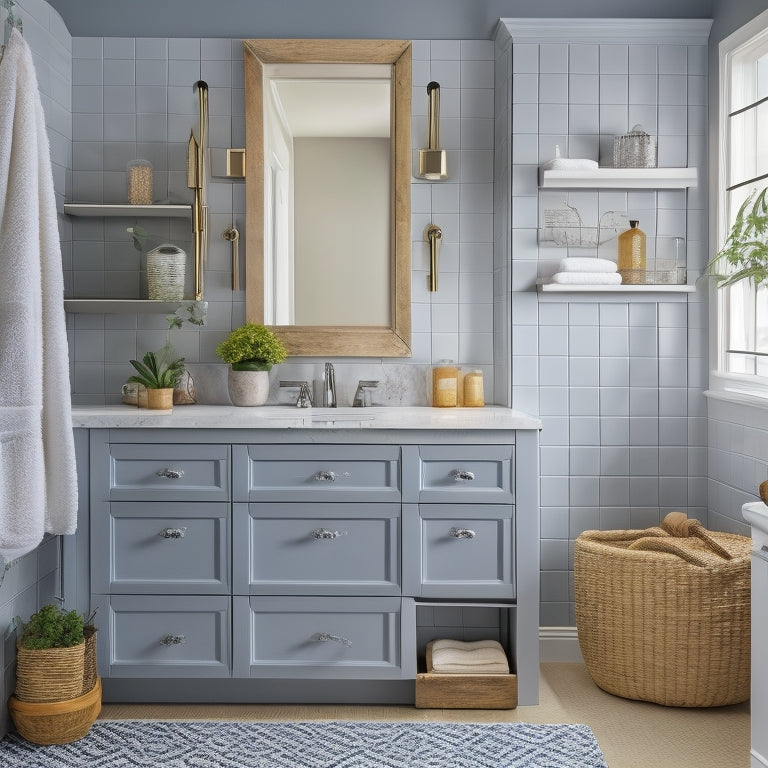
[314,470,336,482]
[314,632,352,647]
[160,634,186,645]
[450,527,476,539]
[157,468,184,479]
[451,469,475,482]
[159,527,187,539]
[311,528,342,539]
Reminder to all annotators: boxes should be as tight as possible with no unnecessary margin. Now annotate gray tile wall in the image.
[498,23,710,626]
[66,37,499,406]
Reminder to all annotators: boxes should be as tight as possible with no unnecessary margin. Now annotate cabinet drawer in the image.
[91,502,230,594]
[233,503,400,596]
[402,445,514,503]
[106,444,229,501]
[233,596,415,679]
[402,504,515,599]
[94,595,230,678]
[233,445,400,502]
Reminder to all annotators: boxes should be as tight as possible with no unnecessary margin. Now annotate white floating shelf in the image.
[539,167,698,189]
[538,282,696,293]
[64,299,189,314]
[64,203,192,217]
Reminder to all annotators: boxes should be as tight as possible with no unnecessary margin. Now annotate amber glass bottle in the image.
[618,220,646,284]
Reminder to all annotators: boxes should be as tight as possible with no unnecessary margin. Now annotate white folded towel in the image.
[429,639,510,675]
[541,157,599,171]
[551,272,623,285]
[559,257,617,273]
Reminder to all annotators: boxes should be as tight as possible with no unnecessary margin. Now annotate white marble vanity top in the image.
[71,404,541,431]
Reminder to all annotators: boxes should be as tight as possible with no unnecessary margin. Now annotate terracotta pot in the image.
[146,388,174,410]
[228,368,269,406]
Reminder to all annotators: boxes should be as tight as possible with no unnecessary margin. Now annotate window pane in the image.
[729,102,768,188]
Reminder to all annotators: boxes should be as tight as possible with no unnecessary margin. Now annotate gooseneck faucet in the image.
[324,363,337,408]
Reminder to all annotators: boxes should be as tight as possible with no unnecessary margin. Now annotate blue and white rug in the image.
[0,719,608,767]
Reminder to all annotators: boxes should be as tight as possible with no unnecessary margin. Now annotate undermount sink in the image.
[743,500,768,549]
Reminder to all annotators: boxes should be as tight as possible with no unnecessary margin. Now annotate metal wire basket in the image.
[613,124,657,168]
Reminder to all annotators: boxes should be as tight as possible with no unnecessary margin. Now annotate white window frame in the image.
[710,8,768,405]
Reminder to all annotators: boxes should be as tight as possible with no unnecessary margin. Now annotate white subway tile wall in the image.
[66,37,496,405]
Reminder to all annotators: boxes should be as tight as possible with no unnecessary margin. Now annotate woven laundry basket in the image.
[574,512,751,707]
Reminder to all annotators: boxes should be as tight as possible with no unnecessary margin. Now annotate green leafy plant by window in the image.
[20,605,84,650]
[704,186,768,288]
[128,350,185,389]
[215,323,288,371]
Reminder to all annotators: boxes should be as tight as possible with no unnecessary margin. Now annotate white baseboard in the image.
[539,626,584,663]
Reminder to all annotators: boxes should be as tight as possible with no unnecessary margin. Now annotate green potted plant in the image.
[215,323,288,406]
[703,186,768,288]
[9,605,101,744]
[127,350,185,410]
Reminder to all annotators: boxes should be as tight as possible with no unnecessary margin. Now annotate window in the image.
[714,10,768,397]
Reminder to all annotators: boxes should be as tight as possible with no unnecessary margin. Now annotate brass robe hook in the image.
[425,224,442,292]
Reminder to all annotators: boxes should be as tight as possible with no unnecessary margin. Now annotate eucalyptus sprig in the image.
[704,187,768,288]
[128,351,185,389]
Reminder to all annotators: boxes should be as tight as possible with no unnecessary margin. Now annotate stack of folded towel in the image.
[551,256,622,285]
[428,639,510,675]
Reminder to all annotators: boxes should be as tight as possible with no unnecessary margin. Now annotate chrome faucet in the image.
[323,363,337,407]
[279,380,312,407]
[353,380,379,407]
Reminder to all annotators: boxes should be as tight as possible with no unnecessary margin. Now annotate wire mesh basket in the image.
[613,124,657,168]
[146,244,186,301]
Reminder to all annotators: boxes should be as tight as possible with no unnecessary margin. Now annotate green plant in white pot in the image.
[215,323,287,406]
[703,186,768,288]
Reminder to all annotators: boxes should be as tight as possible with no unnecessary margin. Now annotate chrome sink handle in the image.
[451,469,475,482]
[157,468,184,479]
[352,380,379,407]
[450,527,476,539]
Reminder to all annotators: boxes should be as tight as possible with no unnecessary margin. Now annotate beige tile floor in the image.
[99,663,750,768]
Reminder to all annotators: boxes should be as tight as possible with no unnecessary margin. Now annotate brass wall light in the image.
[425,223,442,291]
[418,81,448,180]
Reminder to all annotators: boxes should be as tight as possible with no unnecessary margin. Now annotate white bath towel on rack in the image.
[551,271,623,285]
[0,29,77,561]
[558,256,618,273]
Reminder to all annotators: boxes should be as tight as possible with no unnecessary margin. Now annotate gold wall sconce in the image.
[425,223,442,291]
[418,81,448,180]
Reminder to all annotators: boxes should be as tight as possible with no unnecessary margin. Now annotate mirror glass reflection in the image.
[262,65,391,327]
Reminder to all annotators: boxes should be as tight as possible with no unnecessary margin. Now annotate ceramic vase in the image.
[146,388,174,410]
[228,368,269,406]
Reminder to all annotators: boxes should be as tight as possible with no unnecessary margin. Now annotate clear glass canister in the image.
[432,361,458,408]
[127,159,153,205]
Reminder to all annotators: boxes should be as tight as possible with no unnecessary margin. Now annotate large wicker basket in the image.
[574,512,751,707]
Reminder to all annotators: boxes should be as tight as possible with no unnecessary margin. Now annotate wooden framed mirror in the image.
[243,39,412,357]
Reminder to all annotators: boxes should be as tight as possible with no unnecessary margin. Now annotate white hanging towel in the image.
[0,29,78,561]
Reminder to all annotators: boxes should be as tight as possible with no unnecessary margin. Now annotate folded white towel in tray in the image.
[559,257,617,273]
[551,271,623,285]
[429,639,510,675]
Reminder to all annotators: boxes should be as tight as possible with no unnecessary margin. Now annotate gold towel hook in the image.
[425,224,442,292]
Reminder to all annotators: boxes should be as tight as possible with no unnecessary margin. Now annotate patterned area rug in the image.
[0,720,608,767]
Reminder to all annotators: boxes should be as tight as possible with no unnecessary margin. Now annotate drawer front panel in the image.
[107,444,229,501]
[233,596,413,679]
[233,503,400,595]
[96,595,230,678]
[402,445,514,503]
[92,502,230,594]
[402,504,515,599]
[234,445,400,502]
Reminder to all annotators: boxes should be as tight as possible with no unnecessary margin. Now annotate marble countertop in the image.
[71,404,542,431]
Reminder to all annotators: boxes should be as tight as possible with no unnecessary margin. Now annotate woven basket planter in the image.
[9,678,102,745]
[82,627,98,695]
[15,641,86,703]
[575,512,751,708]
